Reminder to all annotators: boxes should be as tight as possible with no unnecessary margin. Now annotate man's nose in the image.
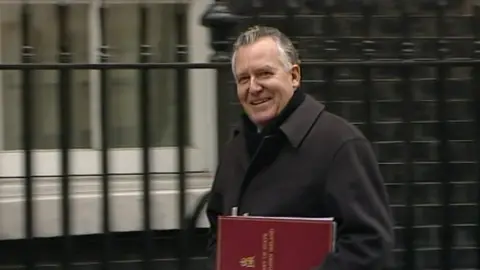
[249,78,262,92]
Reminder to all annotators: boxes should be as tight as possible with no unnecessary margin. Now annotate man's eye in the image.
[259,72,271,78]
[238,77,249,84]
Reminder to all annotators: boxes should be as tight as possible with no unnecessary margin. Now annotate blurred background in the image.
[0,0,478,269]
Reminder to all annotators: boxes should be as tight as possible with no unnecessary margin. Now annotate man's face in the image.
[233,37,300,127]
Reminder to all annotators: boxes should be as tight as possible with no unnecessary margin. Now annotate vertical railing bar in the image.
[99,1,112,269]
[200,2,237,164]
[361,0,374,140]
[252,0,261,24]
[399,3,415,270]
[89,0,102,150]
[21,2,35,269]
[175,4,188,270]
[435,2,452,270]
[322,0,336,108]
[472,4,480,269]
[138,2,153,270]
[283,1,298,51]
[0,4,5,152]
[57,2,72,269]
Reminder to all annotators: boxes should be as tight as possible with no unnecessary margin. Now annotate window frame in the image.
[0,0,213,178]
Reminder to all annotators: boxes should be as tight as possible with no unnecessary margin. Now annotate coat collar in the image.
[279,94,325,148]
[233,94,325,149]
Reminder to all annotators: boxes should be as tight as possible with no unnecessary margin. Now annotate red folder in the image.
[216,216,336,270]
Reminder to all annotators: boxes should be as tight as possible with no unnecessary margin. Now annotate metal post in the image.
[175,4,188,270]
[201,2,238,158]
[99,2,113,270]
[435,2,452,269]
[138,3,154,270]
[322,0,336,109]
[57,3,73,270]
[472,4,480,269]
[361,0,374,141]
[20,2,35,269]
[399,3,415,270]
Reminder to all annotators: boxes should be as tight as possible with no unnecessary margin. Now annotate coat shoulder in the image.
[308,109,368,149]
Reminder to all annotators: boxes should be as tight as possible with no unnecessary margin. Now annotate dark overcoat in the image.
[205,94,395,270]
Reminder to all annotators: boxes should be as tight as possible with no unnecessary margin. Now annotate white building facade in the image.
[0,0,216,239]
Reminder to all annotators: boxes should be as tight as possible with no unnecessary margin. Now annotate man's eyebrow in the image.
[236,71,248,78]
[236,65,276,78]
[259,65,275,70]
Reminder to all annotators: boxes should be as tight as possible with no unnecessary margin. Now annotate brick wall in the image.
[220,1,479,269]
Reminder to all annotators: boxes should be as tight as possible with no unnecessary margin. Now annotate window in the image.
[0,0,210,178]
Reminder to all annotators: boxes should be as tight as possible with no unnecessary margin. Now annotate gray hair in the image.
[231,26,300,76]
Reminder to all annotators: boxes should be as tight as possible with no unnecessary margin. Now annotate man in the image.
[205,26,394,270]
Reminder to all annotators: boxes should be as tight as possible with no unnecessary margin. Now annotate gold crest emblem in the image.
[239,256,255,268]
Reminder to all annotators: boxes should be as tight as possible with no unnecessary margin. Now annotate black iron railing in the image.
[0,2,205,270]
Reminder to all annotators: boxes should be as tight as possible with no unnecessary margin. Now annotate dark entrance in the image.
[203,1,480,269]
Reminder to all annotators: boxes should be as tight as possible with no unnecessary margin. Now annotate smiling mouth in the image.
[250,98,271,105]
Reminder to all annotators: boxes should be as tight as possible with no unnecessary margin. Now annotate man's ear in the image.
[291,64,301,88]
